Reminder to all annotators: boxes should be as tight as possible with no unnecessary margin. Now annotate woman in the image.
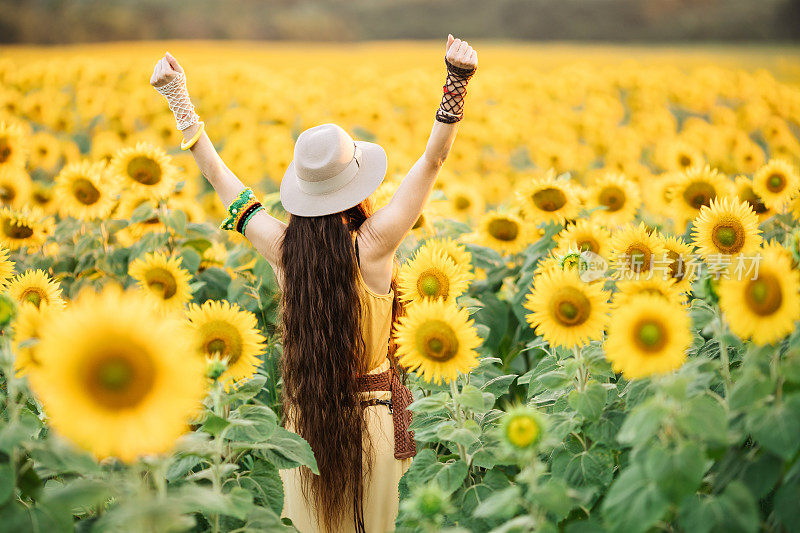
[150,35,478,532]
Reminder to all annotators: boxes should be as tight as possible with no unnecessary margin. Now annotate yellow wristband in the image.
[180,121,205,150]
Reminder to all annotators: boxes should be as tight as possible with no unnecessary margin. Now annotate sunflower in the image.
[670,165,734,229]
[398,245,471,305]
[643,172,679,221]
[523,268,611,348]
[199,241,228,271]
[109,142,178,200]
[54,160,119,221]
[690,196,761,263]
[752,159,800,212]
[0,165,32,210]
[734,175,772,222]
[6,269,65,310]
[610,223,668,281]
[12,301,62,377]
[658,235,697,292]
[718,245,800,346]
[0,206,50,251]
[586,172,641,228]
[604,293,691,379]
[473,210,533,256]
[128,251,194,313]
[500,405,546,450]
[184,299,267,389]
[415,237,474,275]
[515,170,581,226]
[27,282,206,462]
[29,131,62,172]
[0,121,27,170]
[613,276,687,309]
[112,192,167,247]
[0,244,15,287]
[553,219,612,259]
[393,298,482,385]
[656,138,704,172]
[442,182,485,222]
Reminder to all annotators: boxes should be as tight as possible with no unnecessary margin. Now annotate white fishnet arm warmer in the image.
[154,72,200,131]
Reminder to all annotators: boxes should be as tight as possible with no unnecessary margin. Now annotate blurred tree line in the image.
[0,0,798,43]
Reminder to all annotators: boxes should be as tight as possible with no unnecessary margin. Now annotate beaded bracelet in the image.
[220,187,265,235]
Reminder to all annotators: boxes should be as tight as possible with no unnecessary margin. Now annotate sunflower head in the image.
[587,172,641,227]
[394,299,482,384]
[110,142,178,200]
[610,223,668,279]
[718,244,800,346]
[690,195,761,261]
[605,293,692,379]
[524,268,611,348]
[515,170,581,226]
[474,210,532,256]
[752,158,800,212]
[129,251,193,312]
[398,245,471,304]
[6,269,65,310]
[501,405,546,450]
[185,299,267,390]
[27,282,206,462]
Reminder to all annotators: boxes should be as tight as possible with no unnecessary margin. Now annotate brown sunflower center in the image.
[0,136,11,164]
[679,155,693,168]
[625,244,652,273]
[416,268,450,299]
[414,319,459,362]
[766,172,786,193]
[0,185,14,201]
[127,156,162,186]
[72,178,101,205]
[633,319,668,352]
[598,186,626,212]
[711,218,745,254]
[683,181,716,210]
[577,237,599,253]
[200,320,244,364]
[667,250,686,282]
[745,273,782,316]
[739,186,768,214]
[487,218,520,242]
[144,267,178,299]
[454,195,471,210]
[21,289,43,307]
[532,187,567,212]
[550,286,591,326]
[83,348,156,410]
[2,218,34,240]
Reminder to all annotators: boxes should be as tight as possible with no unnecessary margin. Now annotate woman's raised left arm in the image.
[150,52,285,267]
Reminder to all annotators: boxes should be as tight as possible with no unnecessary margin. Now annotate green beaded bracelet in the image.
[220,187,256,231]
[239,204,265,235]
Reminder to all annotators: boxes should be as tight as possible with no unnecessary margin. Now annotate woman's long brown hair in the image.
[279,196,406,532]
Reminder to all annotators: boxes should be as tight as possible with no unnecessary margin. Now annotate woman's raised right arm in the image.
[150,53,286,267]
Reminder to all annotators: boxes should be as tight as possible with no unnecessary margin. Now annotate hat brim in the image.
[279,141,388,217]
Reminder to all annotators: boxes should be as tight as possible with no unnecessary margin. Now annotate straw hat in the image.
[280,123,388,217]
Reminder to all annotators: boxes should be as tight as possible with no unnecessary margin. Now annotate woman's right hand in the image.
[445,34,478,72]
[150,51,184,88]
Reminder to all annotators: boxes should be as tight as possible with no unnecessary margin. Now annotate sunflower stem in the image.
[449,378,468,466]
[573,345,586,392]
[713,308,732,397]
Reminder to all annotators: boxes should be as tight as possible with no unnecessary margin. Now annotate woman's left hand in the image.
[150,51,184,88]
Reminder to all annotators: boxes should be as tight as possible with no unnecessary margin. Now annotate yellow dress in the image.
[279,261,413,533]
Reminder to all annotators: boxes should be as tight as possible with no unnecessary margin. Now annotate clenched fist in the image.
[150,51,184,88]
[445,34,478,72]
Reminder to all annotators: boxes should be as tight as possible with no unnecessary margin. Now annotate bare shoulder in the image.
[356,226,395,296]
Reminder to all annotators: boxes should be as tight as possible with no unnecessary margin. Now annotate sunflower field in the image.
[0,41,800,532]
